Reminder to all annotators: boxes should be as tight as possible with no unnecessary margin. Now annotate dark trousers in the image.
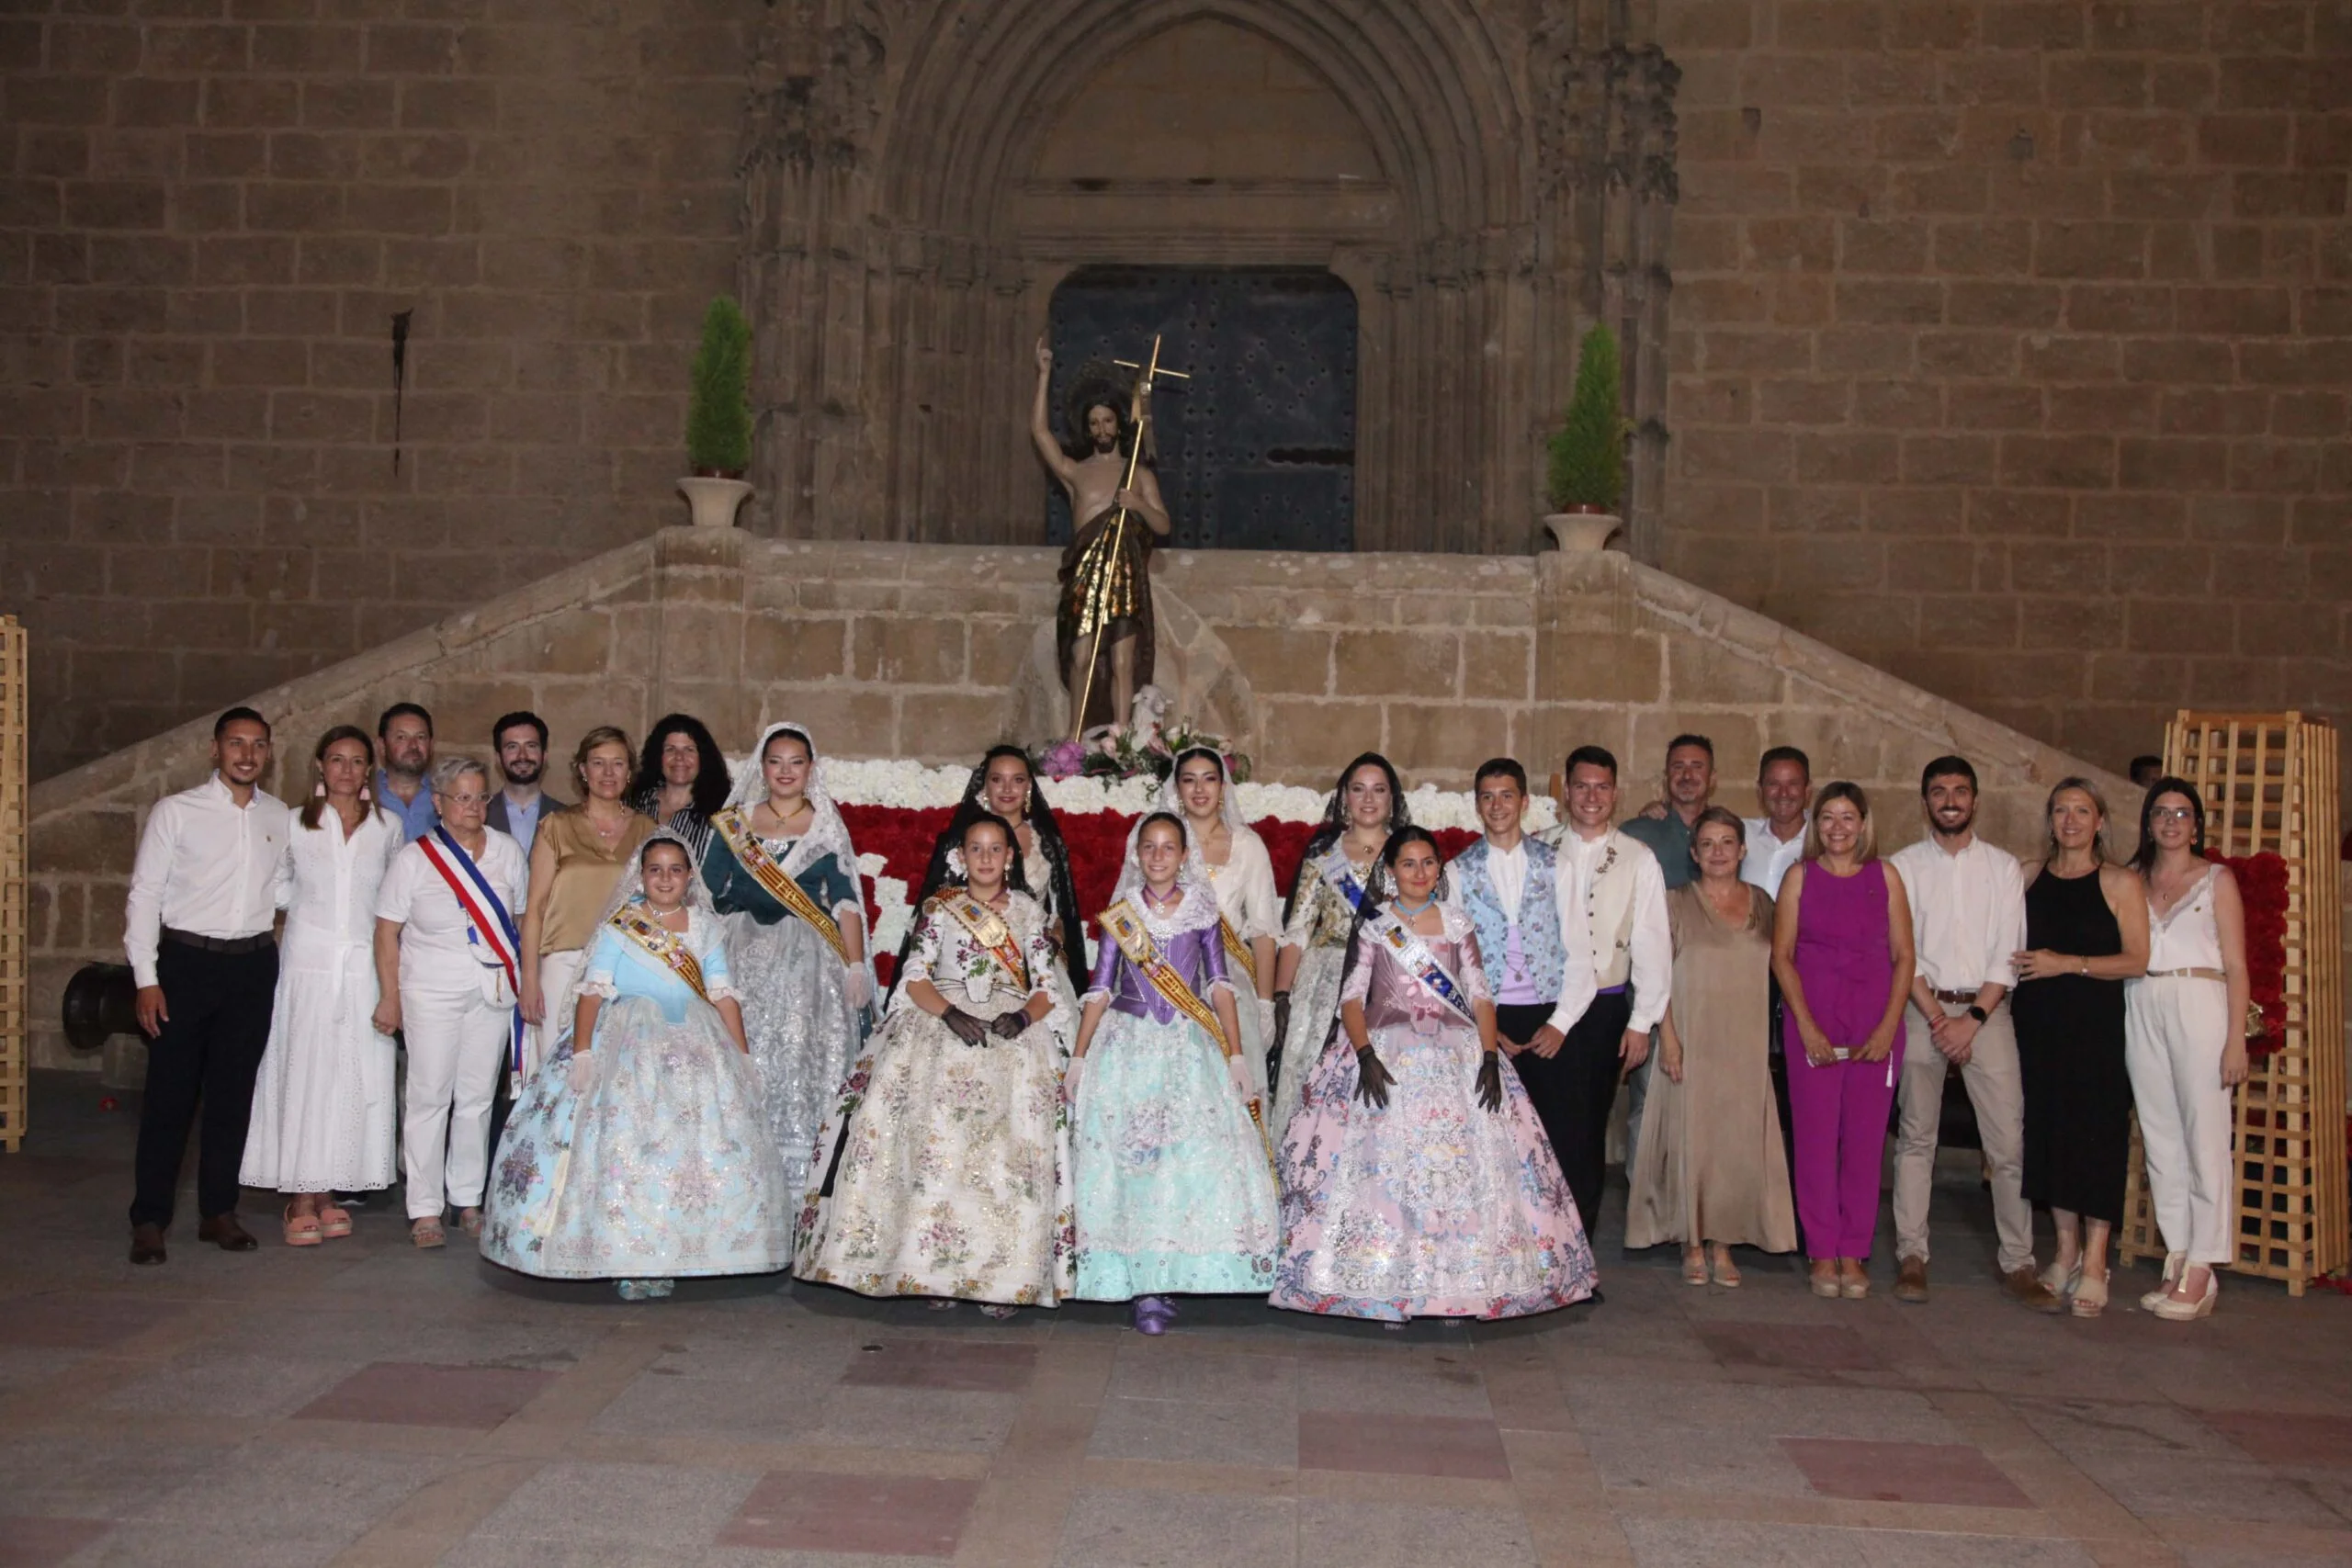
[130,940,277,1228]
[1506,988,1633,1238]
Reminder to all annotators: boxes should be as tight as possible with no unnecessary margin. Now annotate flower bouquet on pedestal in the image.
[1044,684,1254,784]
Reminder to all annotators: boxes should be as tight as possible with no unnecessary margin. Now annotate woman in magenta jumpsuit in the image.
[1770,783,1916,1301]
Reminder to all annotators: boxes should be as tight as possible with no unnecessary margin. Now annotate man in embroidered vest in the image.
[1446,759,1600,1172]
[1535,746,1672,1239]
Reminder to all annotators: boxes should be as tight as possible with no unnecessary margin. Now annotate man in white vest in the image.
[1532,745,1671,1237]
[1446,757,1600,1142]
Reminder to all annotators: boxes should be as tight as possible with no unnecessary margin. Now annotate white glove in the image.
[1063,1054,1086,1105]
[567,1047,594,1097]
[1227,1053,1255,1108]
[842,963,873,1010]
[1256,997,1278,1038]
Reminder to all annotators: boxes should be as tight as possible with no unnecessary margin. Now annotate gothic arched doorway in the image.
[1046,265,1358,553]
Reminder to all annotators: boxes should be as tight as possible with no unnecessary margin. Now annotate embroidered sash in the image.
[1099,898,1230,1055]
[712,806,851,964]
[609,905,713,1009]
[1367,907,1480,1026]
[930,891,1029,994]
[1320,852,1370,912]
[1219,916,1258,987]
[417,827,526,1083]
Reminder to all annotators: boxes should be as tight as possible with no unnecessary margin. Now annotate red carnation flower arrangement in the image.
[2208,849,2290,1055]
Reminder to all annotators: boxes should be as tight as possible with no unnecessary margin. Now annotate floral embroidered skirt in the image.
[1072,1010,1279,1301]
[1271,1021,1597,1322]
[795,990,1075,1307]
[1268,942,1346,1144]
[481,996,793,1280]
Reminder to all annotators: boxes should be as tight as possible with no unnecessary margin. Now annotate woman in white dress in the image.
[701,722,874,1193]
[797,812,1075,1316]
[1269,752,1408,1136]
[241,725,403,1246]
[2126,778,2251,1322]
[1113,748,1281,1097]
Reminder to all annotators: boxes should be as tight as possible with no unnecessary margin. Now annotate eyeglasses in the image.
[437,793,492,807]
[2150,806,2197,822]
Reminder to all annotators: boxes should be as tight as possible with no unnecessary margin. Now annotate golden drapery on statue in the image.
[1057,505,1155,735]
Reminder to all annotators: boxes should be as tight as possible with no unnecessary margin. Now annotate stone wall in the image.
[1,0,755,784]
[1657,0,2352,769]
[23,526,2129,1072]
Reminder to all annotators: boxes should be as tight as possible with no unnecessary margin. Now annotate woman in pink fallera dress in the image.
[1271,828,1597,1324]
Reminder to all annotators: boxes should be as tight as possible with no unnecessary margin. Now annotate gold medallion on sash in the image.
[930,891,1030,993]
[609,906,714,1007]
[1099,898,1232,1056]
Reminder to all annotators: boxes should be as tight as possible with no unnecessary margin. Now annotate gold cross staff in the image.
[1071,334,1188,739]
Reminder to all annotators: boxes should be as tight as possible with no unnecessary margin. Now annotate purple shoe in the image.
[1131,1295,1178,1335]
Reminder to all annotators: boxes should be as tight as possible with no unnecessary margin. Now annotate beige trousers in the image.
[1893,998,2033,1275]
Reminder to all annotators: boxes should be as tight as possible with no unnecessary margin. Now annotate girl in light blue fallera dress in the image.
[1067,813,1280,1334]
[483,832,793,1300]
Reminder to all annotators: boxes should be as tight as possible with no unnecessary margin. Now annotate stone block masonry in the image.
[21,526,2128,1072]
[0,0,754,784]
[1658,0,2352,772]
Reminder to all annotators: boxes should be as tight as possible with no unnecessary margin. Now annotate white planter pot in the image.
[678,475,753,529]
[1543,511,1622,552]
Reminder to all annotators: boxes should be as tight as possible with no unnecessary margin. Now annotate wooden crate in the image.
[0,616,23,1152]
[2119,713,2346,1294]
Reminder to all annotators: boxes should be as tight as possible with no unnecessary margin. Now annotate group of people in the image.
[123,707,2251,1327]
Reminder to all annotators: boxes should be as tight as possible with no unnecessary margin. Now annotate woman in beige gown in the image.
[1626,807,1797,1284]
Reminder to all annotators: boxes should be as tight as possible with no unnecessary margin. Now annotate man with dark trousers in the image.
[123,707,291,1264]
[1531,746,1671,1236]
[1446,758,1600,1205]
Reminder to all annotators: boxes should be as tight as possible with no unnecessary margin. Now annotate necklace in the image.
[1141,884,1182,911]
[1394,895,1437,918]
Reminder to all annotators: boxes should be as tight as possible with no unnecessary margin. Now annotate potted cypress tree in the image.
[1543,323,1627,551]
[678,296,754,528]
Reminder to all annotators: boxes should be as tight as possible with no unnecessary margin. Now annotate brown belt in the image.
[162,927,275,955]
[1930,987,1984,1005]
[2146,966,2226,982]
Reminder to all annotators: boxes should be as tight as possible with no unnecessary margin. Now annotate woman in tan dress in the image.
[1626,807,1797,1284]
[518,727,656,1077]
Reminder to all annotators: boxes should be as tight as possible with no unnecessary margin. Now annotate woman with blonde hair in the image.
[2013,776,2149,1316]
[518,726,655,1078]
[1770,782,1916,1300]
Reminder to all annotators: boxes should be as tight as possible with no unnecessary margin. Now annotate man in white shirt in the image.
[1742,746,1813,895]
[1532,746,1670,1238]
[1888,754,2058,1312]
[122,707,292,1264]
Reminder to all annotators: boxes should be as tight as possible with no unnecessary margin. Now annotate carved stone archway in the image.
[741,0,1676,558]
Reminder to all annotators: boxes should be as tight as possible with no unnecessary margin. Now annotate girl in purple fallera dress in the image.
[1271,828,1597,1323]
[1066,814,1279,1334]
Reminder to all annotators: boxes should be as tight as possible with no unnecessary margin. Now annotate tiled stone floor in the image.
[5,1069,2351,1566]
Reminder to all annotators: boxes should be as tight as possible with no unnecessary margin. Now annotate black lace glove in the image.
[1476,1050,1504,1113]
[940,1007,990,1047]
[989,1010,1029,1040]
[1353,1043,1394,1110]
[1272,991,1291,1047]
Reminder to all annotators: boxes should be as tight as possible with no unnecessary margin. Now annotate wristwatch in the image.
[1965,1005,1988,1023]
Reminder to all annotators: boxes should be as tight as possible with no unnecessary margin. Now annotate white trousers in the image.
[2125,977,2235,1265]
[400,986,508,1219]
[1893,999,2033,1275]
[526,947,587,1077]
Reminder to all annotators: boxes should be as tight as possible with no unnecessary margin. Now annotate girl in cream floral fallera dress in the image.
[796,814,1076,1312]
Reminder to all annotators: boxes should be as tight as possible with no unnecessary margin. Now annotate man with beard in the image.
[483,710,563,856]
[1888,755,2057,1311]
[1032,335,1170,734]
[1619,733,1717,1171]
[376,702,438,843]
